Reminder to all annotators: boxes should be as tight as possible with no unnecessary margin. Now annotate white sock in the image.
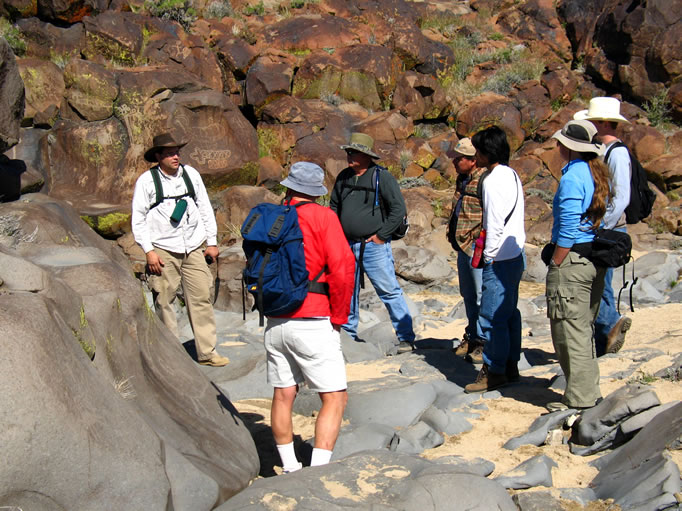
[310,448,333,467]
[276,442,300,472]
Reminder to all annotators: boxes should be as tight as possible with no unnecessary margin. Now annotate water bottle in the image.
[471,229,486,268]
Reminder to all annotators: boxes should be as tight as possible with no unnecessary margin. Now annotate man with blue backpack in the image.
[330,132,415,353]
[242,161,355,471]
[131,133,229,367]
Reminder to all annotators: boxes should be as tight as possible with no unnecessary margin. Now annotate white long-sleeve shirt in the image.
[602,142,631,229]
[131,164,217,254]
[481,164,525,262]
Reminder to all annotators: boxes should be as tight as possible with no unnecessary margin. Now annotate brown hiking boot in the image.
[466,345,484,364]
[453,333,472,357]
[464,363,508,393]
[605,316,631,354]
[198,354,230,367]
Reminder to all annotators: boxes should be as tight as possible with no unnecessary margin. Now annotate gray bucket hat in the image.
[340,132,380,159]
[552,120,604,155]
[280,161,328,197]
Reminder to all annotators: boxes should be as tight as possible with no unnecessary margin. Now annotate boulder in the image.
[0,194,259,508]
[264,13,361,50]
[0,38,24,154]
[16,17,84,61]
[63,58,118,122]
[17,58,64,124]
[245,52,296,113]
[392,71,449,120]
[82,11,146,67]
[455,93,524,152]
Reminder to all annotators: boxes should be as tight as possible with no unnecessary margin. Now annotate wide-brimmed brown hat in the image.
[144,133,187,163]
[340,132,379,159]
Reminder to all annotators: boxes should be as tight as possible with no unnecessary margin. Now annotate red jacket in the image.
[280,198,355,325]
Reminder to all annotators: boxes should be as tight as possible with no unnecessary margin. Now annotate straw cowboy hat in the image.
[573,97,630,124]
[144,133,188,163]
[552,120,604,155]
[280,161,328,197]
[340,132,379,159]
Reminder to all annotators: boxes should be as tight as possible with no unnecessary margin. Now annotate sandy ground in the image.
[236,286,682,494]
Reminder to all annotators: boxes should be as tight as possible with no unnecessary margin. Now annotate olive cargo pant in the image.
[546,251,606,408]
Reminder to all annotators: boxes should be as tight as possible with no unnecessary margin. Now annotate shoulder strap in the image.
[150,167,164,209]
[473,169,492,207]
[180,165,196,200]
[604,141,627,164]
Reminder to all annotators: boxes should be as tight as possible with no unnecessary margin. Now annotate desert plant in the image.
[399,150,413,172]
[644,89,672,128]
[626,370,657,385]
[321,92,342,106]
[0,18,26,56]
[145,0,197,31]
[205,0,234,18]
[399,176,430,189]
[432,198,444,217]
[243,0,265,15]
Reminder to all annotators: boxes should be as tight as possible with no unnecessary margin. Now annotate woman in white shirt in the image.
[464,126,526,394]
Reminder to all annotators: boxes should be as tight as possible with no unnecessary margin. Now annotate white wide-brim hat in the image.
[573,97,630,124]
[552,120,604,155]
[280,161,328,197]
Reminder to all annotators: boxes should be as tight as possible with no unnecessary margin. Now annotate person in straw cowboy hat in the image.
[330,132,416,353]
[544,119,612,412]
[131,132,229,367]
[574,97,632,356]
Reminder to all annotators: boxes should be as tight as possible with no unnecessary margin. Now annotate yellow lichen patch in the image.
[261,492,297,510]
[320,477,361,502]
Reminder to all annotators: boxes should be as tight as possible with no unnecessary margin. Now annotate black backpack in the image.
[149,165,196,209]
[605,142,656,224]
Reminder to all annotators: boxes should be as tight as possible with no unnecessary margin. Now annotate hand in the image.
[204,246,219,263]
[146,250,164,275]
[365,234,385,244]
[331,323,341,332]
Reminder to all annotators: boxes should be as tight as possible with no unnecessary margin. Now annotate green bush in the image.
[644,89,672,128]
[145,0,197,31]
[243,1,265,15]
[205,0,234,18]
[0,19,26,56]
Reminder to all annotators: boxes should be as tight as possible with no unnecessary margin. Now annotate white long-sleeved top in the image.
[131,164,217,254]
[481,164,525,262]
[602,142,631,229]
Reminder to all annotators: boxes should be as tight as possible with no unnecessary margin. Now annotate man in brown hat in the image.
[446,138,486,364]
[330,132,415,353]
[131,133,229,367]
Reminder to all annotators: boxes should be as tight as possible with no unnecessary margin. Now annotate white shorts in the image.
[264,317,347,393]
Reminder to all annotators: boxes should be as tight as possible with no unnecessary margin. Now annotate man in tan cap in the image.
[446,138,487,364]
[131,133,229,367]
[330,132,415,353]
[574,97,632,355]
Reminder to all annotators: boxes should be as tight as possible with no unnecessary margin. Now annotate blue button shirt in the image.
[551,160,597,248]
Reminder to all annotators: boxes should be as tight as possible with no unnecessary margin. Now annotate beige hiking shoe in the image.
[605,316,631,354]
[198,354,230,367]
[454,335,472,357]
[464,363,508,393]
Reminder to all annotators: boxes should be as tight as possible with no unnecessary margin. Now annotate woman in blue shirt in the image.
[545,120,611,412]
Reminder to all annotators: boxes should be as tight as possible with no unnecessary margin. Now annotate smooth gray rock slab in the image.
[430,455,495,477]
[393,245,455,284]
[358,321,401,356]
[504,409,577,449]
[341,331,384,363]
[220,450,516,511]
[330,423,397,461]
[344,382,437,427]
[0,251,47,291]
[591,402,682,511]
[571,384,660,447]
[395,421,443,453]
[30,245,110,266]
[164,443,219,511]
[420,406,474,436]
[513,490,564,511]
[495,454,557,489]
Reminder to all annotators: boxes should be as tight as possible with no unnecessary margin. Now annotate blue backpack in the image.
[241,200,327,326]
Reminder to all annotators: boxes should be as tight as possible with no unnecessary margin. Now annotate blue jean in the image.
[593,227,625,355]
[343,240,415,342]
[479,252,525,374]
[457,250,483,340]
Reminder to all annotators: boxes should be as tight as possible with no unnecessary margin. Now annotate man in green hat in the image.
[330,132,415,353]
[131,132,229,367]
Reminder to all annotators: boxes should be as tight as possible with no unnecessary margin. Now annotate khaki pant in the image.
[148,247,217,361]
[546,251,606,408]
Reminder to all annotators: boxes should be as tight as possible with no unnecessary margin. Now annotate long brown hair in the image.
[581,152,612,229]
